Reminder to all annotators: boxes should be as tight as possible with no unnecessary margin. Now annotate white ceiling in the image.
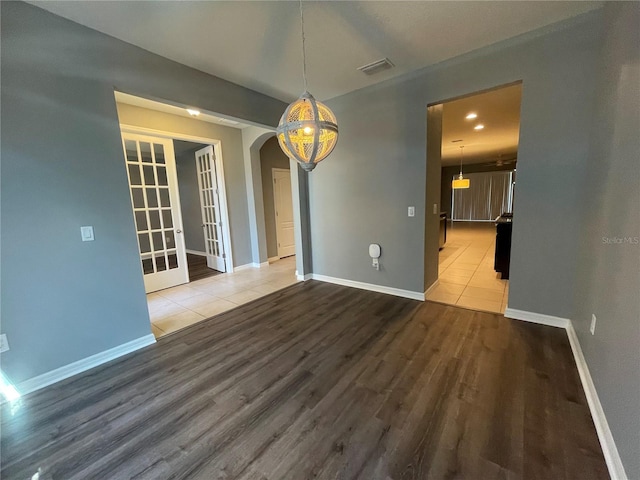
[30,1,602,102]
[441,83,522,167]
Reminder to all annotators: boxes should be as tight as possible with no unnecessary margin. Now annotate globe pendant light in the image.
[452,146,470,189]
[277,0,338,172]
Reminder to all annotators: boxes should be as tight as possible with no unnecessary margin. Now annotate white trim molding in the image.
[235,261,270,271]
[566,324,628,480]
[504,307,570,329]
[310,274,425,301]
[424,280,440,299]
[296,273,312,281]
[186,249,207,257]
[503,307,627,480]
[18,334,156,396]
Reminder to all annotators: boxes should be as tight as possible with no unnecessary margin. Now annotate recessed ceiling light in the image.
[474,124,484,130]
[466,113,477,120]
[186,108,200,116]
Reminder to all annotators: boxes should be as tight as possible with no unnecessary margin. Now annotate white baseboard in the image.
[18,334,156,396]
[296,273,312,281]
[424,280,440,299]
[234,263,253,271]
[186,249,207,257]
[504,307,570,329]
[235,261,270,271]
[310,274,424,301]
[566,323,628,480]
[503,307,626,480]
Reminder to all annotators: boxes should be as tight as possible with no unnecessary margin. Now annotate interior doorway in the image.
[115,92,300,339]
[121,130,233,292]
[426,83,522,313]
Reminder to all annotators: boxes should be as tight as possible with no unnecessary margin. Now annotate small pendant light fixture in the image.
[277,0,339,172]
[452,146,470,189]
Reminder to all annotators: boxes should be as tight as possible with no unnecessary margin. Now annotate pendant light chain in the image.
[299,0,308,93]
[459,146,465,177]
[276,0,339,171]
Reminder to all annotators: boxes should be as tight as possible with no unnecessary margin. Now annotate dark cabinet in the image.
[439,213,447,249]
[494,215,512,279]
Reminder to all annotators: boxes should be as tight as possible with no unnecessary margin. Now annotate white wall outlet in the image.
[590,314,597,335]
[0,334,9,353]
[433,203,438,214]
[407,206,415,217]
[81,226,95,242]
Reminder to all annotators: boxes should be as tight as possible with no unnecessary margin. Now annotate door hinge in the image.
[222,253,226,259]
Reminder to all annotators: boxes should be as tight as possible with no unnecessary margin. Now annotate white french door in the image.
[195,145,226,272]
[273,168,296,258]
[121,133,189,293]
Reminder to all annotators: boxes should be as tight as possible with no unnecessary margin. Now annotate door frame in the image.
[120,124,235,273]
[271,167,295,259]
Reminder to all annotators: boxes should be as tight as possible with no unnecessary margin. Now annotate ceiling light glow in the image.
[474,124,484,130]
[465,113,477,120]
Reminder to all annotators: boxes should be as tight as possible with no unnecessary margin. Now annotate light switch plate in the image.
[0,334,9,353]
[408,206,415,217]
[81,226,94,242]
[433,203,438,214]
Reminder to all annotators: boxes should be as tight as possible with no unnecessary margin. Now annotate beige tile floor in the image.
[147,256,298,338]
[426,222,509,314]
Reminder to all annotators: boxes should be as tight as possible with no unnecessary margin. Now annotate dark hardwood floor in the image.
[187,253,222,282]
[1,281,608,479]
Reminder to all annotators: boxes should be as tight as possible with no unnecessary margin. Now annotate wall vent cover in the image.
[357,58,395,76]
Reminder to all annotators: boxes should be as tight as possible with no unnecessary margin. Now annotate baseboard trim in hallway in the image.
[505,307,627,480]
[310,273,425,301]
[17,334,156,396]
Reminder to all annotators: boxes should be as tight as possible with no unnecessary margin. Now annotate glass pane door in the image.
[122,134,188,292]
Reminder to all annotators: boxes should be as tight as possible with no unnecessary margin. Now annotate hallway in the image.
[426,222,508,313]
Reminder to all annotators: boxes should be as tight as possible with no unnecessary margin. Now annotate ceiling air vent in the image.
[357,58,394,76]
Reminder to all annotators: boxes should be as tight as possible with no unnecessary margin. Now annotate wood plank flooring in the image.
[187,253,222,282]
[1,281,608,479]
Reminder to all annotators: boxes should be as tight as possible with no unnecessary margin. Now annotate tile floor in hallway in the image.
[426,222,508,314]
[147,256,298,338]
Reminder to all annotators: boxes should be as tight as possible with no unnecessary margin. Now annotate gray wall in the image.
[313,11,602,308]
[0,1,285,384]
[441,163,515,216]
[260,137,291,259]
[573,3,640,477]
[115,103,251,266]
[175,144,207,254]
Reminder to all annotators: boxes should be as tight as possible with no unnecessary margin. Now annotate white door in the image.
[195,146,226,272]
[122,133,189,293]
[273,169,296,258]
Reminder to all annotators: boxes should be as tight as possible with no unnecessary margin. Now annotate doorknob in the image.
[176,229,182,233]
